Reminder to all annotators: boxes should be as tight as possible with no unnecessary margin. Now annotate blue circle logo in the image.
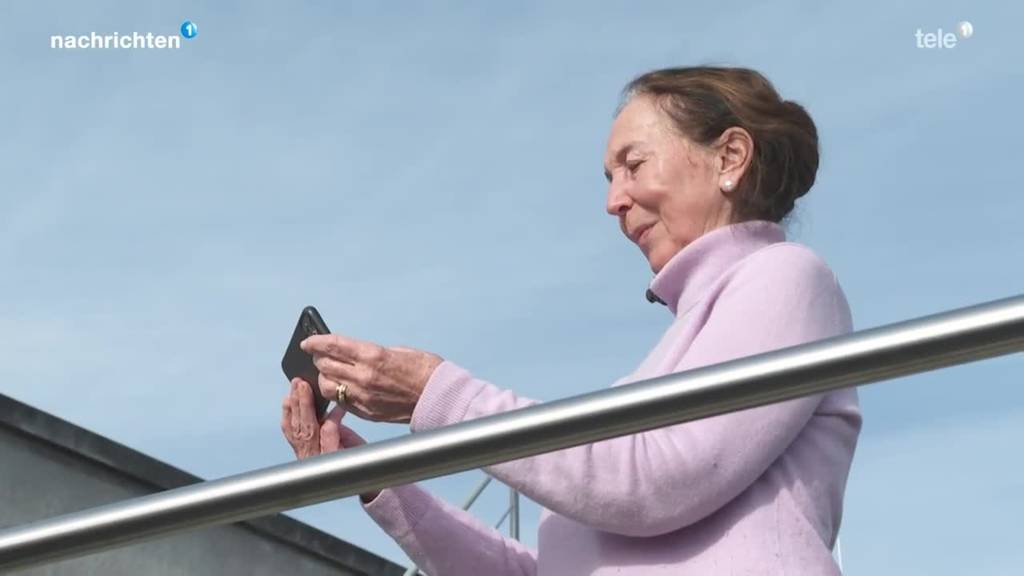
[180,20,198,39]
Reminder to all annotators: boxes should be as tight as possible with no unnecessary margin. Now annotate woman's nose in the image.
[606,185,631,216]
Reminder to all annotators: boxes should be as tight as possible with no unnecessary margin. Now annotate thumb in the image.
[325,404,345,426]
[319,406,344,453]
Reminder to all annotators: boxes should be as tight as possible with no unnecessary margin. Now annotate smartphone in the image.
[281,306,332,420]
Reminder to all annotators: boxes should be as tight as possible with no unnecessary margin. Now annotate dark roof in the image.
[0,393,405,576]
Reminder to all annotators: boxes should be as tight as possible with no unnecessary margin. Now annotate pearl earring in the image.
[723,179,734,191]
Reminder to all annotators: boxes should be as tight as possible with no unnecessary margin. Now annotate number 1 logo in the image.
[180,20,198,39]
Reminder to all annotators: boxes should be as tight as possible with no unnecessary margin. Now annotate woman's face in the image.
[604,95,735,273]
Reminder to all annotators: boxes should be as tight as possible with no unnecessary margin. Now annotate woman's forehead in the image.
[608,100,673,153]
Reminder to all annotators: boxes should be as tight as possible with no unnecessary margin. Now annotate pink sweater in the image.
[364,220,861,575]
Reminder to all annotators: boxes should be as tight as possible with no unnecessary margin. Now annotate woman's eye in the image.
[626,160,643,174]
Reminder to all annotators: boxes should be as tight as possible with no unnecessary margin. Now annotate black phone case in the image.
[281,306,331,419]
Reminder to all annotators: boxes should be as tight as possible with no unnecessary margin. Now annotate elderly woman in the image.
[281,66,859,575]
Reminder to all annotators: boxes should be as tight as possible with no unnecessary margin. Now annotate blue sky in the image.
[1,1,1022,574]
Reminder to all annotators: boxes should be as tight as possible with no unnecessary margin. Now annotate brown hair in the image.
[622,66,819,223]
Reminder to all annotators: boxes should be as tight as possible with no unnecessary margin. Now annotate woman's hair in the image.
[622,66,819,223]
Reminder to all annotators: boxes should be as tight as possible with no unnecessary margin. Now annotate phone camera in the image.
[303,317,320,336]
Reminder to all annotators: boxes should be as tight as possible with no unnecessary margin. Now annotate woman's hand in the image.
[280,377,379,503]
[300,335,444,424]
[281,378,337,459]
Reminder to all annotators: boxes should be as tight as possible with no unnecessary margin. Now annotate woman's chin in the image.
[645,243,680,274]
[647,252,667,274]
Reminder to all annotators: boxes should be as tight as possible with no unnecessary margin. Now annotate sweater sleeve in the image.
[409,246,853,537]
[362,483,537,576]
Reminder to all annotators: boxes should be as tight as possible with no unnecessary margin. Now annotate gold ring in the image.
[336,382,348,405]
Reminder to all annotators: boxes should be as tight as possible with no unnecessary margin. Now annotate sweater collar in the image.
[646,220,786,316]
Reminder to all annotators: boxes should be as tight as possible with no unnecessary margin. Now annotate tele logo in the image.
[916,21,973,49]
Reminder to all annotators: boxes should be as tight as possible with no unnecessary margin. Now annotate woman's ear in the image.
[715,127,754,189]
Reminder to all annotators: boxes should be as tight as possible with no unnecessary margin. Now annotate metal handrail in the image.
[510,489,520,540]
[0,294,1022,571]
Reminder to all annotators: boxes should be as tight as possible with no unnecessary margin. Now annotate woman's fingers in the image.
[317,372,361,411]
[281,383,295,438]
[319,419,339,453]
[301,333,383,365]
[301,333,353,359]
[312,354,362,383]
[289,382,303,437]
[318,372,376,421]
[324,403,346,425]
[319,406,344,453]
[294,379,317,440]
[318,372,342,406]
